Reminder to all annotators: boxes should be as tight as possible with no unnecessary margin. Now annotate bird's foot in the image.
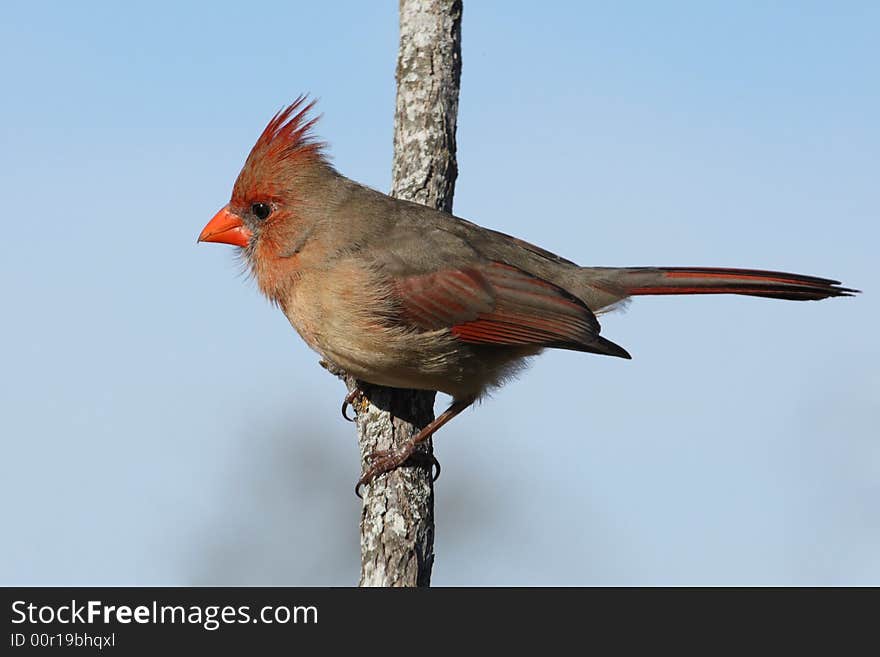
[355,445,440,497]
[353,396,473,497]
[366,447,441,479]
[341,388,364,422]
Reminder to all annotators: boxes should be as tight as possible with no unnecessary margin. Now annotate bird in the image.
[199,97,858,492]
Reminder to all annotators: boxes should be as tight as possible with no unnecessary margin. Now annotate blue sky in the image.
[1,1,877,585]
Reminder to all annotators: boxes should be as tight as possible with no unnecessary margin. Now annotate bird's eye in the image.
[251,202,272,220]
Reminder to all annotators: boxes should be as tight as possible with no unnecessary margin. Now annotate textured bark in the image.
[391,0,462,215]
[349,0,462,588]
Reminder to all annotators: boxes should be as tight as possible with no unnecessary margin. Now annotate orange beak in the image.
[198,206,253,247]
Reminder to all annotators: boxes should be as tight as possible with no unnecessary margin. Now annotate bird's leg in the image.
[341,387,364,422]
[356,396,475,496]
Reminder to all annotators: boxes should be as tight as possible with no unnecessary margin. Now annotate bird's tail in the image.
[580,266,858,310]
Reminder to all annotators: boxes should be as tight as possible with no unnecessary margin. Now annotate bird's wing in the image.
[365,209,629,358]
[390,261,629,358]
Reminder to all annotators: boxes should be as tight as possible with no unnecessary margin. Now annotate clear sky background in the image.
[1,1,877,585]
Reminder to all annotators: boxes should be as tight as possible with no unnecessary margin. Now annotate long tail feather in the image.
[617,267,858,301]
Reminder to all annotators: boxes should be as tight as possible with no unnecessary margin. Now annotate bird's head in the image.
[199,96,330,300]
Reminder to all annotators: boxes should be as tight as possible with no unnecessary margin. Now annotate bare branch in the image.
[350,0,462,588]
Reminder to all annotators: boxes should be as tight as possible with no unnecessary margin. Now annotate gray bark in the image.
[348,0,462,587]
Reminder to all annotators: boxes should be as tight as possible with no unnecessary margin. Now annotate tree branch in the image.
[348,0,462,588]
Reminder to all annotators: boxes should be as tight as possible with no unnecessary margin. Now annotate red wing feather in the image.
[393,267,494,328]
[393,263,601,349]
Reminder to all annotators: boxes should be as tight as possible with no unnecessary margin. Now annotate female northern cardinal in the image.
[199,97,857,490]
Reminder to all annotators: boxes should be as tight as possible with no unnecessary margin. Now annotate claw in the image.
[341,388,362,422]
